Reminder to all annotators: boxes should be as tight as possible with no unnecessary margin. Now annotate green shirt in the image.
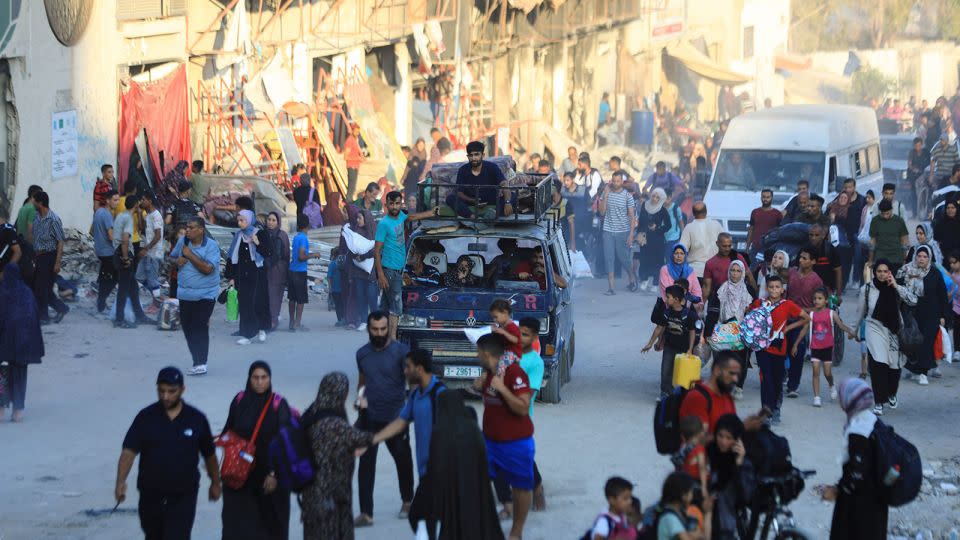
[15,203,36,239]
[353,197,383,214]
[869,214,908,264]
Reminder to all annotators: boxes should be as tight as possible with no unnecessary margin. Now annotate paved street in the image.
[1,276,959,539]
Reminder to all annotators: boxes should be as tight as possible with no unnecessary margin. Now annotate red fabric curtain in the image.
[118,65,191,191]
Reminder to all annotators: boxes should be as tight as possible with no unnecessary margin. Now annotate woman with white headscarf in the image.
[716,259,754,398]
[820,378,887,540]
[227,209,274,345]
[633,187,670,292]
[896,244,948,384]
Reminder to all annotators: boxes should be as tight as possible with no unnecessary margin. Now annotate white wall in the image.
[732,0,789,107]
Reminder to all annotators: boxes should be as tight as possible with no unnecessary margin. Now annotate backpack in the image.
[270,410,317,493]
[580,512,637,540]
[740,300,785,351]
[421,381,446,424]
[303,187,323,229]
[653,385,711,455]
[638,505,686,540]
[871,420,922,507]
[744,425,793,478]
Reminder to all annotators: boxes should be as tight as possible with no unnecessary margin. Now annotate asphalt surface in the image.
[1,275,959,539]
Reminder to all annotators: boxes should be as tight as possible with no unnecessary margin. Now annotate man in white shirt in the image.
[575,154,604,198]
[679,202,724,275]
[137,194,165,304]
[868,183,906,220]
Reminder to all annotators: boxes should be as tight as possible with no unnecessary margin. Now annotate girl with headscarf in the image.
[263,212,290,331]
[409,390,504,540]
[444,255,481,288]
[706,414,755,540]
[0,263,44,422]
[302,372,372,540]
[339,204,378,330]
[634,188,671,292]
[896,244,948,384]
[227,209,274,345]
[322,192,347,227]
[658,243,703,302]
[859,259,917,415]
[221,361,293,540]
[821,378,886,540]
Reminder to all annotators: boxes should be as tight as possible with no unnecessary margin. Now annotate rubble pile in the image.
[890,457,960,540]
[60,229,100,282]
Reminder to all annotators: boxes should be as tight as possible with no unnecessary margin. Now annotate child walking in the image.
[643,285,698,399]
[803,288,856,407]
[585,476,638,540]
[289,214,320,331]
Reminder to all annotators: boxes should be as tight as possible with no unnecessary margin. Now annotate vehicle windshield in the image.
[404,236,547,291]
[881,138,913,161]
[711,150,826,193]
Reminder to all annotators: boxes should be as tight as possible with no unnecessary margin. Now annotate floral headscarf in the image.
[718,260,752,322]
[308,371,349,420]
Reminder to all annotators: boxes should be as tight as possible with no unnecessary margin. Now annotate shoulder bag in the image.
[216,393,274,490]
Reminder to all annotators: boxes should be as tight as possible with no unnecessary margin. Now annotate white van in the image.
[703,105,882,250]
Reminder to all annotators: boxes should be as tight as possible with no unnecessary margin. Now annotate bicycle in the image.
[739,469,817,540]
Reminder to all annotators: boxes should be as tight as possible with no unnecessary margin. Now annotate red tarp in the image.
[118,65,191,191]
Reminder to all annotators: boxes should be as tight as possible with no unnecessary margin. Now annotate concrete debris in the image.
[61,229,100,281]
[891,456,960,540]
[941,482,959,494]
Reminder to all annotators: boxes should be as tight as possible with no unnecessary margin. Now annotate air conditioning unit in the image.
[116,0,163,21]
[164,0,187,16]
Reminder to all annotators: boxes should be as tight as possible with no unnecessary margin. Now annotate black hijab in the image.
[418,390,503,540]
[707,413,745,490]
[0,263,44,365]
[871,259,900,333]
[224,361,288,488]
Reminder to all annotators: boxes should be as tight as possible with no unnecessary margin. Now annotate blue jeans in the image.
[351,278,380,326]
[756,350,786,412]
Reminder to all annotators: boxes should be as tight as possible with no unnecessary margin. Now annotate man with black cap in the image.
[115,366,220,539]
[446,140,507,218]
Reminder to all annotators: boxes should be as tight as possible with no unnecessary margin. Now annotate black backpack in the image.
[871,420,922,507]
[744,425,793,477]
[653,385,711,455]
[638,504,686,540]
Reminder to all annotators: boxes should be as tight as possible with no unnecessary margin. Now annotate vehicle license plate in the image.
[444,366,482,379]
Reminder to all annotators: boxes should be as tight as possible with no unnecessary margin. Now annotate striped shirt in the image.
[33,210,64,252]
[602,189,635,233]
[931,141,959,179]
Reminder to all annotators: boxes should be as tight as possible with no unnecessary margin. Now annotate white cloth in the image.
[858,282,918,368]
[678,218,724,275]
[842,409,877,464]
[575,169,604,198]
[464,326,492,345]
[144,209,165,259]
[342,224,376,273]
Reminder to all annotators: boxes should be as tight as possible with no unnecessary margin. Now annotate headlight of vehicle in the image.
[398,315,427,328]
[539,317,549,335]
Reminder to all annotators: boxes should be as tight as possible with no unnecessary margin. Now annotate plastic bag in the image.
[943,325,954,363]
[342,224,376,274]
[709,321,746,351]
[110,297,136,324]
[569,250,593,278]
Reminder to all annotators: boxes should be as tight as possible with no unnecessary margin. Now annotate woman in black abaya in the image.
[221,361,293,540]
[409,390,503,540]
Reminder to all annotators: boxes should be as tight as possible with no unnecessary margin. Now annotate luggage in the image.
[897,304,922,355]
[872,420,921,507]
[653,385,711,455]
[709,320,746,351]
[672,353,701,389]
[158,299,180,331]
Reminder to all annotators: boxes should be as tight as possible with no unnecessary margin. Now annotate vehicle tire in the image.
[568,329,576,369]
[774,528,813,540]
[563,330,575,384]
[540,363,561,404]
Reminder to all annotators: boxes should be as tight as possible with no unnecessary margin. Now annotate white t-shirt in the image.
[679,218,724,274]
[590,512,629,538]
[576,169,604,198]
[144,209,165,259]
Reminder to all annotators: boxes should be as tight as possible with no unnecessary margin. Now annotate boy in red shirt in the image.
[473,333,534,540]
[747,274,809,424]
[490,298,523,357]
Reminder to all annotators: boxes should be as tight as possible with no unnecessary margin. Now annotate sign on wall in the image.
[52,110,78,178]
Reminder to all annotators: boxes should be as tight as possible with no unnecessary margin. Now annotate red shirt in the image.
[679,382,737,434]
[683,444,706,480]
[93,178,112,207]
[482,363,534,441]
[703,254,748,291]
[344,135,363,169]
[747,297,802,356]
[749,208,783,250]
[786,268,823,309]
[501,322,523,357]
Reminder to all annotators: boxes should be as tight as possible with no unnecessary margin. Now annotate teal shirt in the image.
[375,212,408,271]
[520,350,544,417]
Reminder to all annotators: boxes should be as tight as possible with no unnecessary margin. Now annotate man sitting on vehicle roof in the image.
[446,140,508,218]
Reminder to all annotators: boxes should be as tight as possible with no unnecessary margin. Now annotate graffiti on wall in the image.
[77,133,109,193]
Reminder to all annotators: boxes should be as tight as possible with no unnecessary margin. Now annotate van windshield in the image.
[712,150,826,193]
[405,236,546,291]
